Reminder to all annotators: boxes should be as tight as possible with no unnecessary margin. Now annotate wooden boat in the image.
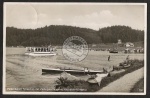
[109,50,118,53]
[122,64,131,68]
[42,67,104,75]
[25,46,56,56]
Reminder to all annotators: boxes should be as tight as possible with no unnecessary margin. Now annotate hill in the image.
[6,25,144,46]
[97,26,144,43]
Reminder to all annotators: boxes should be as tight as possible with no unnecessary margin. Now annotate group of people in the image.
[27,47,54,52]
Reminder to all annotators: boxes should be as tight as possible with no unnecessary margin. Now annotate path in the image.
[98,67,144,92]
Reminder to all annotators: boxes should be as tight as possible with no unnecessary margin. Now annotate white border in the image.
[3,2,147,95]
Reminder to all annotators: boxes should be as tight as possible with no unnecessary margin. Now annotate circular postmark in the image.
[62,36,88,62]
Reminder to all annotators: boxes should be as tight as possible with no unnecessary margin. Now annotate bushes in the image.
[55,77,88,92]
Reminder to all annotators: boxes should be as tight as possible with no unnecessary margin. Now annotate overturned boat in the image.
[42,67,105,75]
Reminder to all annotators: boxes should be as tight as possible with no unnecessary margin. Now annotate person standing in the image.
[126,55,129,60]
[108,55,110,61]
[125,55,129,64]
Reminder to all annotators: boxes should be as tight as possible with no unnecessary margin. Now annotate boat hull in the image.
[109,51,118,53]
[42,68,104,75]
[25,52,56,56]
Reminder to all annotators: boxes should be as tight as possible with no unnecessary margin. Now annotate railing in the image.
[26,47,54,52]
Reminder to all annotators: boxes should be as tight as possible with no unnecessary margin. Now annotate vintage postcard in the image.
[3,2,147,95]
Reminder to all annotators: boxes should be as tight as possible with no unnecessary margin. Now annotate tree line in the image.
[6,25,144,46]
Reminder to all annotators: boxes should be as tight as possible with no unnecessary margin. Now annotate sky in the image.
[5,3,146,30]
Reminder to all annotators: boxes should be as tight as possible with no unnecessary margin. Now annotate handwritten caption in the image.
[6,88,87,91]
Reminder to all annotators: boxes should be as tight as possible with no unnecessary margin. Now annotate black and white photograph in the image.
[3,3,147,95]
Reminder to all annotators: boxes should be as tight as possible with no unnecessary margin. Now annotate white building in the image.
[118,39,122,44]
[125,42,134,47]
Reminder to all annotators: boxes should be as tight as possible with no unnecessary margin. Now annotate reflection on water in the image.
[5,48,144,92]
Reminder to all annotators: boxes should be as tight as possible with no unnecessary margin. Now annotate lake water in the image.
[5,48,144,92]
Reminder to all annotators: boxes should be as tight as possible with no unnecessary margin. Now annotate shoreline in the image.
[53,59,144,92]
[99,67,144,92]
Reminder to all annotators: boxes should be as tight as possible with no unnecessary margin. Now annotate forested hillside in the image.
[97,26,144,43]
[6,25,144,46]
